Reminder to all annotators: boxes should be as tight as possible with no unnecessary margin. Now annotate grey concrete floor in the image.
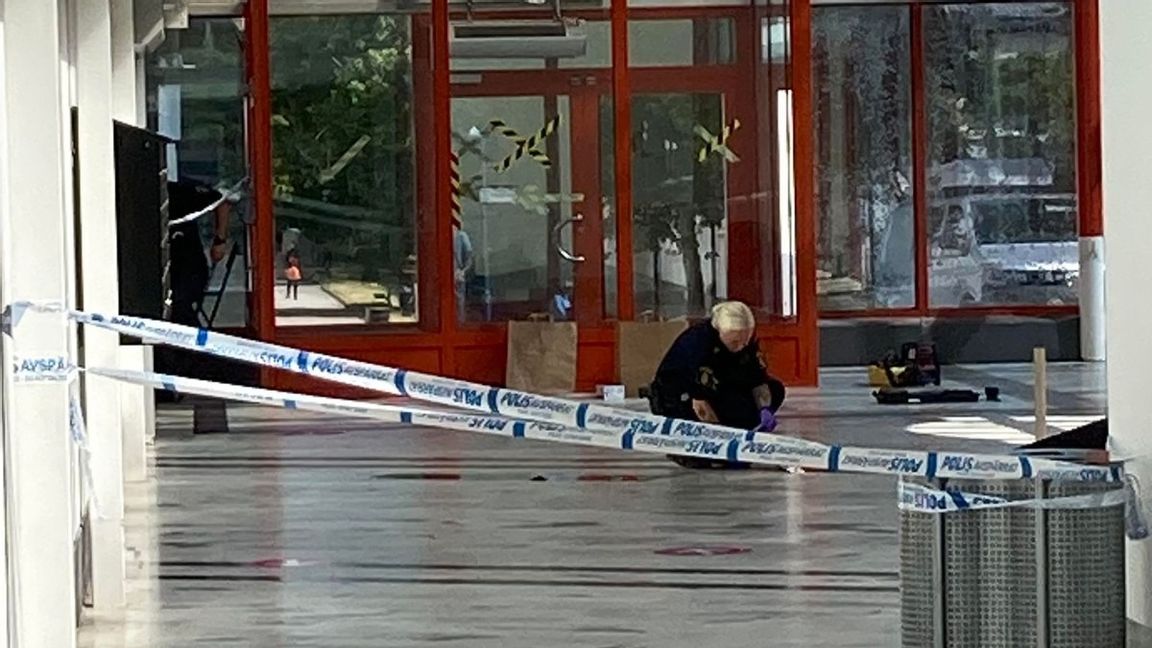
[78,363,1125,648]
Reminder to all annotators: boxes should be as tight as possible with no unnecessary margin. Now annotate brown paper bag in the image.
[617,318,688,397]
[506,320,577,394]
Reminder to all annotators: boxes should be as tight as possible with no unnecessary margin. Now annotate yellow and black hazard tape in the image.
[696,119,741,163]
[514,185,584,216]
[449,152,463,227]
[449,152,486,227]
[491,116,561,173]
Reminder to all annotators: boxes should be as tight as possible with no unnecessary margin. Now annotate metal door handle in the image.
[554,213,586,263]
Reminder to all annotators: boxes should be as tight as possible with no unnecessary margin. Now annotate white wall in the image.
[0,0,80,645]
[110,0,136,123]
[1099,0,1152,629]
[77,0,127,609]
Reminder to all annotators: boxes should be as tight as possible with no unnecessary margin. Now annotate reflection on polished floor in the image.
[78,364,1111,648]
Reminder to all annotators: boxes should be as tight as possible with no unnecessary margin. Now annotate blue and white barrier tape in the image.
[31,305,828,452]
[12,355,76,384]
[89,367,831,468]
[898,480,1129,514]
[166,177,247,228]
[68,387,104,519]
[3,302,1122,483]
[88,365,1120,483]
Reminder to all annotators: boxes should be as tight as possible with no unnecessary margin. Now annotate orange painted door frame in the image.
[245,1,821,393]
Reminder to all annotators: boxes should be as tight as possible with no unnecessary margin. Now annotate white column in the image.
[0,8,11,642]
[1100,0,1152,629]
[76,0,126,608]
[135,51,146,127]
[109,0,135,124]
[0,0,78,644]
[119,346,151,482]
[1078,236,1105,361]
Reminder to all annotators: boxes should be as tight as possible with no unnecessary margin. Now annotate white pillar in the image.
[76,0,126,609]
[135,51,147,127]
[119,345,152,482]
[1100,0,1152,629]
[109,0,135,124]
[1078,236,1105,361]
[0,0,79,643]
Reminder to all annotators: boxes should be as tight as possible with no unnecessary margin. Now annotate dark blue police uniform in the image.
[649,319,785,429]
[167,179,222,327]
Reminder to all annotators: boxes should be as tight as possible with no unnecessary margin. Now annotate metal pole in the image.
[1034,478,1050,648]
[1033,347,1048,439]
[933,478,948,648]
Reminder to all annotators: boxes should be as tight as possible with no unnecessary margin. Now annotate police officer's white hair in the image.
[710,300,756,332]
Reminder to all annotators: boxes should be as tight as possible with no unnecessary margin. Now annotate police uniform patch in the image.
[698,366,718,390]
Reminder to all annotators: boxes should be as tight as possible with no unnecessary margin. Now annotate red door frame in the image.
[244,0,821,393]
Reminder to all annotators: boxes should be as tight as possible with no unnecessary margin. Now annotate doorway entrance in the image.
[451,77,610,327]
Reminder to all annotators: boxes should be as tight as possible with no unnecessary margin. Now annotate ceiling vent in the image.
[450,20,587,58]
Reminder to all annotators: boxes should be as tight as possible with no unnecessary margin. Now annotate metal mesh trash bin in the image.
[901,478,1126,648]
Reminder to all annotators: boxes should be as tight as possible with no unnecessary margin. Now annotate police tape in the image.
[3,302,1123,483]
[88,366,839,469]
[12,358,104,518]
[166,177,247,228]
[898,479,1130,514]
[12,355,76,383]
[16,304,833,452]
[83,365,1121,484]
[69,390,103,519]
[13,359,1138,520]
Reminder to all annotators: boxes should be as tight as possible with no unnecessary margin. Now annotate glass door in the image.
[450,83,608,326]
[628,91,732,319]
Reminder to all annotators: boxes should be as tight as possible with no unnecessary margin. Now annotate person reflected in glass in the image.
[647,301,786,469]
[453,226,474,321]
[874,170,915,307]
[284,249,302,301]
[934,204,977,258]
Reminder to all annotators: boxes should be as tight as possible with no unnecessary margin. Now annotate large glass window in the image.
[629,18,736,67]
[627,17,743,320]
[146,18,250,328]
[813,6,914,312]
[924,3,1077,307]
[269,14,419,326]
[630,92,729,319]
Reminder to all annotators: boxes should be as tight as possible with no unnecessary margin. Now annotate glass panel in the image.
[600,95,617,320]
[145,18,250,328]
[269,14,419,326]
[753,0,795,319]
[628,18,735,67]
[814,6,914,311]
[631,93,729,319]
[924,3,1077,307]
[451,96,577,321]
[450,12,614,324]
[761,13,789,64]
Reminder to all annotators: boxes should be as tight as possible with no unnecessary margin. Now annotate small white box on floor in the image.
[601,384,626,403]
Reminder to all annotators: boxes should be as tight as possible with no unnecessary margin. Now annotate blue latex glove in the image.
[754,407,778,433]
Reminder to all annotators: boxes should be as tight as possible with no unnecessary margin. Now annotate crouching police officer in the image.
[648,301,786,469]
